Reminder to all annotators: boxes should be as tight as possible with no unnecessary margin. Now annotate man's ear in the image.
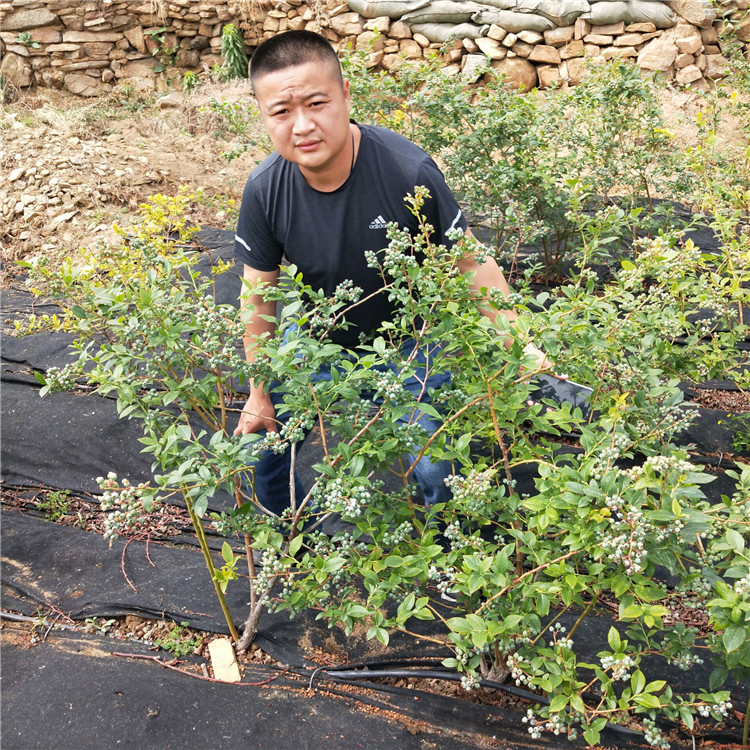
[343,78,351,110]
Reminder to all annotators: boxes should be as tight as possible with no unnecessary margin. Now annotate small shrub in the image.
[182,71,199,94]
[219,24,248,81]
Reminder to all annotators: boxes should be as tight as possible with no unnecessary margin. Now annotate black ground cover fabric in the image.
[3,620,551,750]
[1,378,158,495]
[3,223,748,748]
[0,508,451,665]
[678,407,750,457]
[4,508,746,750]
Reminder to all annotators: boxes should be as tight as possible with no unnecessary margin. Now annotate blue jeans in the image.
[248,339,454,516]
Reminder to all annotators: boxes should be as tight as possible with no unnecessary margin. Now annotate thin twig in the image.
[476,549,580,616]
[121,539,138,593]
[111,652,290,686]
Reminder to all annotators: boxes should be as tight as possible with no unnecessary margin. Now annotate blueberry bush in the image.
[19,59,750,747]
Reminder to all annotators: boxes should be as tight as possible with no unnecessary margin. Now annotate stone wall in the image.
[0,0,748,96]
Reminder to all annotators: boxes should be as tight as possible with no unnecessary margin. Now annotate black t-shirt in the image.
[234,123,467,348]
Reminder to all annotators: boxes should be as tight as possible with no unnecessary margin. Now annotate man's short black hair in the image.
[250,30,343,87]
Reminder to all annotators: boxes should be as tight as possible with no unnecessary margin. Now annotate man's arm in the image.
[234,264,281,436]
[456,230,554,370]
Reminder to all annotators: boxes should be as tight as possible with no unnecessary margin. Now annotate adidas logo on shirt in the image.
[369,215,388,230]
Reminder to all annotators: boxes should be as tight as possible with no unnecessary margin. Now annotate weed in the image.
[144,26,178,73]
[207,98,270,163]
[193,188,239,229]
[15,32,39,49]
[182,70,199,94]
[83,617,117,634]
[155,621,203,657]
[37,489,71,522]
[729,415,750,454]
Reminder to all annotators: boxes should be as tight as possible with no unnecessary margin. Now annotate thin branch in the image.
[476,549,580,616]
[111,652,290,686]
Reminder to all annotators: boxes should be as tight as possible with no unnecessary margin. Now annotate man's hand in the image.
[234,391,277,435]
[523,342,565,377]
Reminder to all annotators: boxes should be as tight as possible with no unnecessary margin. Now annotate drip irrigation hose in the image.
[319,656,449,671]
[315,665,643,739]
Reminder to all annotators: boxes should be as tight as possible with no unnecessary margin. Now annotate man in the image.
[232,30,563,516]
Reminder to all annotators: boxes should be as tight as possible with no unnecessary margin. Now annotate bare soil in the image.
[1,81,268,284]
[690,387,750,413]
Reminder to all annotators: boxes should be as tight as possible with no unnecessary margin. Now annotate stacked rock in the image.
[341,0,746,90]
[0,0,234,96]
[0,0,747,95]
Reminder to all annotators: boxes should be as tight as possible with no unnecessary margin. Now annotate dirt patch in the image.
[690,387,750,413]
[1,81,268,284]
[1,484,193,540]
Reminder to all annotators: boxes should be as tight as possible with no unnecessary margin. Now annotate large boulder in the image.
[637,35,679,70]
[667,0,716,28]
[64,73,104,97]
[491,57,538,92]
[1,52,33,88]
[330,12,365,35]
[675,64,702,84]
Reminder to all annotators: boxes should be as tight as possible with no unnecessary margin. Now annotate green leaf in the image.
[583,726,601,746]
[709,666,729,692]
[323,556,346,573]
[631,670,645,695]
[549,694,569,713]
[633,694,661,709]
[722,623,746,653]
[620,604,643,620]
[726,529,745,554]
[383,555,404,567]
[221,541,234,563]
[678,706,694,731]
[193,496,208,517]
[375,626,389,646]
[671,497,681,518]
[607,626,621,652]
[288,535,303,558]
[570,694,585,714]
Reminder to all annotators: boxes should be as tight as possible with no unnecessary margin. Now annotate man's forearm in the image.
[458,243,552,369]
[242,296,277,394]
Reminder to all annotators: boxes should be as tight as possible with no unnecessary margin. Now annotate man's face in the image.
[253,60,352,185]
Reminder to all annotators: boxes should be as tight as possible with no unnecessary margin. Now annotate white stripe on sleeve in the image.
[235,234,252,254]
[446,209,463,235]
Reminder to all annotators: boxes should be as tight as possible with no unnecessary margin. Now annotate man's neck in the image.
[299,123,360,192]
